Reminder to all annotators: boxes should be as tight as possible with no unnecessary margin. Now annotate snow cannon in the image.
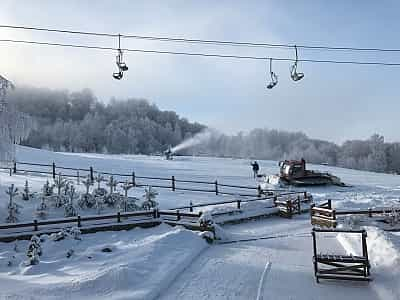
[164,146,174,160]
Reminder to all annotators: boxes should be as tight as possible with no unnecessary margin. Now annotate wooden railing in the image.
[0,160,294,197]
[310,200,337,228]
[312,228,370,282]
[0,209,205,242]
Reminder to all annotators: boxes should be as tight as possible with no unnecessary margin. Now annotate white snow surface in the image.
[0,224,208,300]
[0,146,399,299]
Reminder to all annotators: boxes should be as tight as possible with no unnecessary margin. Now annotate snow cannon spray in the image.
[170,129,215,155]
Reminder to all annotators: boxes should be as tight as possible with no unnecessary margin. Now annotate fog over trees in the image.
[189,130,400,174]
[8,86,400,174]
[9,87,205,154]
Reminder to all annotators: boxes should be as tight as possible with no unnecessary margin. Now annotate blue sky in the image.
[1,1,400,143]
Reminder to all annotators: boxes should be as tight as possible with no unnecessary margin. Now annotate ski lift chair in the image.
[290,45,304,81]
[267,58,278,89]
[113,71,123,80]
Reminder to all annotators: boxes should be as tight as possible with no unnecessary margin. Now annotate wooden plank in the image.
[316,274,371,282]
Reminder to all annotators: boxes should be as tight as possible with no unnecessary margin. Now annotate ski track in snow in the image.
[159,216,381,300]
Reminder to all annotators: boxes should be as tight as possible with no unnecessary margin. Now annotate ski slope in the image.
[0,146,399,299]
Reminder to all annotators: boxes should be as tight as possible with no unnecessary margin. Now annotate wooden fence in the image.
[0,209,205,242]
[0,160,292,198]
[310,200,337,228]
[310,199,400,228]
[312,228,370,282]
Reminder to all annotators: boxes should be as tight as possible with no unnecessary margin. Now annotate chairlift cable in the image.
[1,24,400,53]
[1,38,400,66]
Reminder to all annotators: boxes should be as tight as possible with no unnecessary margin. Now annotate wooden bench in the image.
[312,228,371,282]
[310,200,337,228]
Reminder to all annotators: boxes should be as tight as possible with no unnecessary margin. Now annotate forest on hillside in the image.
[7,86,400,174]
[8,87,205,154]
[189,129,400,174]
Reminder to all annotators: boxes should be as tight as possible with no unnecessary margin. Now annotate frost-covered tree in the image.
[53,173,68,207]
[104,176,120,207]
[78,176,95,208]
[26,235,42,265]
[22,180,33,201]
[93,173,107,197]
[0,75,32,167]
[35,195,48,219]
[6,184,20,223]
[142,186,158,210]
[118,181,139,212]
[42,180,54,197]
[64,185,77,217]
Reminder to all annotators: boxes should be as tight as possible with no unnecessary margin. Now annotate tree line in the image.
[186,129,400,174]
[8,87,205,154]
[8,86,400,174]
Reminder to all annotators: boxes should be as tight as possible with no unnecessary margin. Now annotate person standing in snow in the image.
[251,161,260,178]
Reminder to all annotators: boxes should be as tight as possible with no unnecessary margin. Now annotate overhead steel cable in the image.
[1,38,400,66]
[1,24,400,53]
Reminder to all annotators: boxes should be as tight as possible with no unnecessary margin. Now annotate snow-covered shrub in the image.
[385,206,400,226]
[35,195,48,219]
[50,227,81,241]
[93,173,107,197]
[106,176,118,194]
[64,185,77,217]
[118,196,140,212]
[6,184,21,223]
[104,193,121,207]
[142,186,158,210]
[26,235,42,265]
[118,181,139,212]
[94,195,104,214]
[53,173,69,207]
[42,180,54,197]
[199,211,214,227]
[78,177,95,208]
[21,180,33,201]
[104,176,121,207]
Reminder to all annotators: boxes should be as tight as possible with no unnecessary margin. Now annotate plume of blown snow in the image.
[171,129,215,153]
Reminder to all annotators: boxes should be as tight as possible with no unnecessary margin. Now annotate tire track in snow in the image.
[256,262,271,300]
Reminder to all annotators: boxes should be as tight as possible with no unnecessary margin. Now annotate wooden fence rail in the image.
[3,160,308,198]
[0,209,205,242]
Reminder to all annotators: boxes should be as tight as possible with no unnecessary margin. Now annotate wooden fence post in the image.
[13,161,16,174]
[77,215,81,227]
[33,219,38,231]
[303,191,307,200]
[215,180,219,195]
[327,199,332,209]
[273,196,277,206]
[287,200,292,218]
[257,185,262,197]
[237,200,241,209]
[190,201,193,212]
[9,168,12,176]
[368,208,372,218]
[90,167,94,183]
[172,176,176,191]
[52,162,56,179]
[332,209,337,228]
[310,203,315,218]
[153,209,157,218]
[176,210,181,221]
[77,170,80,185]
[132,172,136,186]
[311,229,318,281]
[117,211,121,223]
[297,195,301,214]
